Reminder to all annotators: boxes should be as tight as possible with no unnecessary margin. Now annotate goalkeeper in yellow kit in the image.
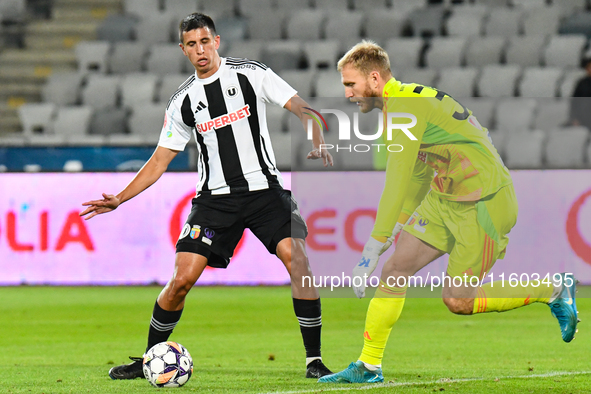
[319,41,579,384]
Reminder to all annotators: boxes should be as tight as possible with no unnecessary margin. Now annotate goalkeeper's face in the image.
[341,64,381,113]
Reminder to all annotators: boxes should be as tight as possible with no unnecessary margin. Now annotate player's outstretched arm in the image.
[284,94,334,167]
[80,146,179,220]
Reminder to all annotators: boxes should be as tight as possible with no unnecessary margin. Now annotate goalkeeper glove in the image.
[352,222,404,298]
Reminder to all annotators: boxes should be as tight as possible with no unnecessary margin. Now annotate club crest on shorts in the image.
[190,225,201,239]
[178,223,191,240]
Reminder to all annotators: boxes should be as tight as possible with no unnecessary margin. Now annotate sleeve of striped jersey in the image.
[261,68,297,108]
[371,102,427,238]
[157,99,192,151]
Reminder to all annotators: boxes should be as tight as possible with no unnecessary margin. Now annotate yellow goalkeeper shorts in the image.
[403,184,518,280]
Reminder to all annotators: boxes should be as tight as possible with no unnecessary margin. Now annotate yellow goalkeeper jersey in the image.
[372,78,513,238]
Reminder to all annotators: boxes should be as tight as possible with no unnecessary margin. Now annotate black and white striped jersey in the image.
[158,57,296,196]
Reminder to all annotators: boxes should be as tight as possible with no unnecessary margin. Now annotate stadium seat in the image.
[81,75,121,109]
[147,44,190,75]
[200,0,237,17]
[286,10,326,40]
[268,129,292,170]
[462,97,497,129]
[391,0,427,15]
[314,71,346,97]
[120,73,159,108]
[158,74,193,103]
[495,98,537,132]
[18,103,57,135]
[543,34,587,68]
[554,0,587,16]
[408,6,446,37]
[445,5,488,37]
[304,40,341,69]
[559,69,587,97]
[488,130,506,159]
[533,98,570,132]
[558,12,591,38]
[518,67,564,97]
[399,68,438,87]
[109,42,148,74]
[246,10,286,40]
[510,0,547,8]
[163,0,199,17]
[266,105,289,134]
[436,67,479,98]
[545,126,589,168]
[279,70,316,98]
[352,0,389,11]
[522,6,563,36]
[276,0,311,10]
[504,129,545,168]
[216,16,248,41]
[465,36,506,67]
[365,10,408,42]
[27,133,67,147]
[128,103,168,142]
[473,0,508,6]
[324,11,364,41]
[425,37,468,69]
[505,35,547,67]
[261,40,304,72]
[124,0,160,19]
[97,14,137,42]
[75,41,111,74]
[52,106,94,138]
[315,0,350,11]
[0,0,25,22]
[225,40,266,61]
[41,72,84,106]
[385,38,424,70]
[135,12,176,44]
[477,65,522,97]
[89,107,129,136]
[484,8,524,37]
[238,0,274,18]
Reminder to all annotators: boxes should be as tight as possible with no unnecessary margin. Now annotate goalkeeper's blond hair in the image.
[337,40,391,77]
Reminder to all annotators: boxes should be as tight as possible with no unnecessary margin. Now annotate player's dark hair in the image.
[179,13,216,43]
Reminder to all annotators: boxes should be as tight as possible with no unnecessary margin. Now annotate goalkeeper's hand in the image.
[352,223,404,298]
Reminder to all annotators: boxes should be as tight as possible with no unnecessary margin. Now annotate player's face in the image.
[180,27,221,78]
[340,64,380,113]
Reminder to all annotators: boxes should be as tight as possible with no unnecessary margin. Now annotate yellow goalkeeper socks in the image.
[359,281,407,366]
[473,281,554,314]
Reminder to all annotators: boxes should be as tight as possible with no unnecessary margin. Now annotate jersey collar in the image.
[382,77,401,98]
[381,77,401,111]
[195,57,225,84]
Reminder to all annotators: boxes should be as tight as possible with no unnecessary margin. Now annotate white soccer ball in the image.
[143,341,193,388]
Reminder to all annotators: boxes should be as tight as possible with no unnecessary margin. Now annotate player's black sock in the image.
[146,300,183,352]
[293,298,322,359]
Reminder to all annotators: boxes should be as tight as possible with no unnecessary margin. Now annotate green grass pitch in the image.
[2,286,590,393]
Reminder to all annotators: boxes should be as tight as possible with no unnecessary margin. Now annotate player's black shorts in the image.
[175,188,307,268]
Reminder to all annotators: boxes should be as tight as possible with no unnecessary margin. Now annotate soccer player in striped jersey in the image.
[81,13,333,380]
[318,41,579,384]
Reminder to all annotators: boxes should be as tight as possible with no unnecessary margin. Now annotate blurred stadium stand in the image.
[0,0,590,171]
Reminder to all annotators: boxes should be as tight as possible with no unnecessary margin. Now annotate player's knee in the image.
[168,276,195,300]
[442,297,473,315]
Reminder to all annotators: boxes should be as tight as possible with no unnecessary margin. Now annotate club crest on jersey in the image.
[196,105,251,133]
[224,85,239,99]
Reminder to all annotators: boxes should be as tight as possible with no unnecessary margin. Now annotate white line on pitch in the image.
[266,370,591,394]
